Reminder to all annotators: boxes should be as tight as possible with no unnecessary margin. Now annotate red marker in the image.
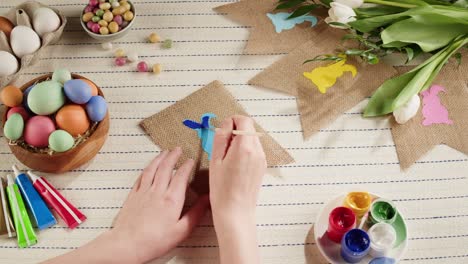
[27,171,86,229]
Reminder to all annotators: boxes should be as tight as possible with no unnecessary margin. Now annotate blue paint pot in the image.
[340,229,370,263]
[369,257,396,264]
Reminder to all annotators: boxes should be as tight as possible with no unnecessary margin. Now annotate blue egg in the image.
[23,85,35,114]
[64,79,92,104]
[86,96,107,122]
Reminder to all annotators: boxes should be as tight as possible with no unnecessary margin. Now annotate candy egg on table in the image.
[0,16,14,38]
[56,104,90,136]
[0,51,19,77]
[0,85,23,107]
[52,68,72,85]
[64,79,93,104]
[27,80,65,115]
[3,113,24,141]
[32,7,61,37]
[24,116,55,147]
[10,25,41,58]
[7,106,30,122]
[86,96,108,122]
[48,130,74,153]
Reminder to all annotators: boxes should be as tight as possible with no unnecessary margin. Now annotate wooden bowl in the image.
[2,74,109,173]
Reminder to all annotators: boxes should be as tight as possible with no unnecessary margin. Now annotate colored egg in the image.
[52,68,72,85]
[10,25,41,58]
[32,7,61,37]
[56,105,90,136]
[0,85,23,107]
[7,106,30,122]
[48,130,74,152]
[23,85,35,114]
[64,79,92,104]
[24,116,56,147]
[86,96,107,122]
[28,80,65,115]
[3,113,24,141]
[0,51,19,77]
[0,16,14,38]
[81,79,99,96]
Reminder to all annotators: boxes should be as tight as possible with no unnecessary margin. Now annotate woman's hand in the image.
[209,115,267,264]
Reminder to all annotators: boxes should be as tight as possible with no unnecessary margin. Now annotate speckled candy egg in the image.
[7,106,30,121]
[48,130,74,152]
[3,113,24,141]
[28,81,65,115]
[52,68,72,85]
[24,116,56,147]
[64,79,92,104]
[56,105,90,136]
[86,96,107,122]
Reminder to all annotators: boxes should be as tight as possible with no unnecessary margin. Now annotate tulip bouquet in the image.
[276,0,467,123]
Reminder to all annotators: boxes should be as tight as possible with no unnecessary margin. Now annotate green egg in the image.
[3,113,24,141]
[52,68,72,85]
[28,80,65,115]
[48,130,74,152]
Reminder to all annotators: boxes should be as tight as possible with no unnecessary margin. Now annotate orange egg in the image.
[56,105,90,136]
[0,16,14,38]
[0,85,23,107]
[81,79,99,96]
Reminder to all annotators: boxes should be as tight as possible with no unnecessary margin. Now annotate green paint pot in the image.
[368,199,398,226]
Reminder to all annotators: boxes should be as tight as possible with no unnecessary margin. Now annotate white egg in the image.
[33,7,61,37]
[0,51,19,77]
[10,26,41,58]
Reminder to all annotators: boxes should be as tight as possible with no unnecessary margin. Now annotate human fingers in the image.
[166,158,195,204]
[175,195,210,241]
[139,150,169,191]
[211,117,234,162]
[152,147,182,192]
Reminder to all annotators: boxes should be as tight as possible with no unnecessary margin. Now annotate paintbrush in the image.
[212,128,264,137]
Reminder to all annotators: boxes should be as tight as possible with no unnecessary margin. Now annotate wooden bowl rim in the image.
[2,73,109,157]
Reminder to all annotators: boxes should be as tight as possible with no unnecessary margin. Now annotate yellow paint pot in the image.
[344,192,372,218]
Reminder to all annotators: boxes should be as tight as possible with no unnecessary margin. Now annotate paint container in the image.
[13,165,57,230]
[368,199,398,226]
[327,206,356,243]
[344,192,372,218]
[369,257,396,264]
[5,175,37,248]
[368,223,397,258]
[0,178,15,237]
[340,228,371,263]
[27,171,86,229]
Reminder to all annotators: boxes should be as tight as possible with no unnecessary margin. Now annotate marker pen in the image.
[0,178,15,237]
[13,165,57,230]
[28,171,86,229]
[6,175,37,248]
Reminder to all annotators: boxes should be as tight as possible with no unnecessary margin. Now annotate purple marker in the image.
[341,228,371,263]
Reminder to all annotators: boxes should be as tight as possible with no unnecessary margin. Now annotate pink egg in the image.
[84,5,94,13]
[89,0,99,6]
[7,106,30,122]
[24,116,56,148]
[91,23,101,33]
[87,21,95,30]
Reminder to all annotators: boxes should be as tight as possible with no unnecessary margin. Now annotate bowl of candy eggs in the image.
[1,69,109,173]
[80,0,136,41]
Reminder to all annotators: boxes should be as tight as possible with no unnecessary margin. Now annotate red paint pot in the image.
[327,206,356,243]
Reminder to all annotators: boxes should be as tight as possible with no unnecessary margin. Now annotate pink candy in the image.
[91,23,101,33]
[113,15,123,25]
[137,61,149,72]
[84,5,94,13]
[86,21,95,30]
[115,57,126,66]
[89,0,99,6]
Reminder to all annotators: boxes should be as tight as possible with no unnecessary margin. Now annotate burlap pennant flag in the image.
[391,62,468,169]
[140,80,294,176]
[249,30,397,139]
[214,0,327,54]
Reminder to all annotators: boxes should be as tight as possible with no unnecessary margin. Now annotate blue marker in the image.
[13,165,56,230]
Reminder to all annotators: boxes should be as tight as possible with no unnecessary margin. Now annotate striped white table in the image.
[0,1,467,263]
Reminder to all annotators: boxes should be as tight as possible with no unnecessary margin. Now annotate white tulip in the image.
[325,2,357,28]
[334,0,364,8]
[393,94,421,124]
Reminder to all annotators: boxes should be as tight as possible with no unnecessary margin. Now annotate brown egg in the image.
[56,104,90,136]
[0,16,14,38]
[80,79,99,96]
[0,85,23,107]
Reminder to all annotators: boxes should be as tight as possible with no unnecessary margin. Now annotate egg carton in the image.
[0,1,67,88]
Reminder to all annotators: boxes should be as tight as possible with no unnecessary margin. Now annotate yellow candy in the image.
[108,21,119,33]
[103,11,114,22]
[115,48,125,57]
[98,20,108,27]
[99,2,111,10]
[152,64,162,75]
[122,2,131,11]
[112,6,126,16]
[99,26,109,35]
[82,12,94,22]
[119,0,128,4]
[303,56,357,94]
[148,33,160,43]
[123,11,134,21]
